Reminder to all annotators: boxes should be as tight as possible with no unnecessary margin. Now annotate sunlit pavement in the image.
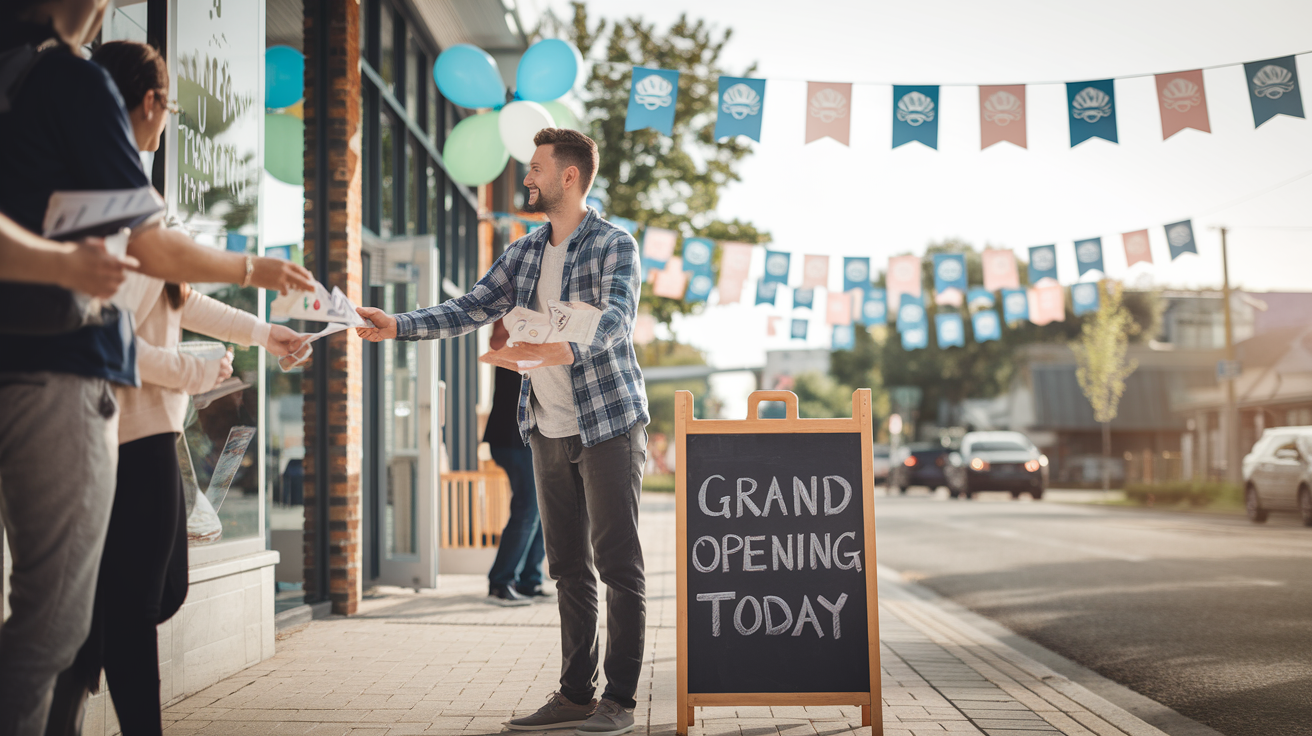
[873,488,1312,736]
[155,495,1186,736]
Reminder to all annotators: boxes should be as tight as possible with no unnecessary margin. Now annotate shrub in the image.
[1124,481,1243,507]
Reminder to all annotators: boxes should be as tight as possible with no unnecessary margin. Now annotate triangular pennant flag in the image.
[935,313,965,348]
[1244,56,1304,127]
[1028,245,1058,284]
[1067,79,1118,146]
[892,85,940,150]
[792,288,815,310]
[966,287,995,310]
[979,85,1026,149]
[972,309,1002,342]
[1155,70,1210,139]
[756,279,779,306]
[843,257,871,293]
[982,249,1020,292]
[859,289,887,326]
[1001,288,1029,324]
[805,82,852,145]
[801,255,830,289]
[766,315,782,337]
[1165,220,1198,260]
[1072,282,1101,316]
[715,77,766,142]
[932,253,966,305]
[826,292,853,326]
[886,255,922,313]
[832,325,856,351]
[790,318,808,340]
[1073,237,1104,277]
[626,67,680,135]
[1122,230,1153,267]
[652,257,688,299]
[762,250,791,284]
[1028,283,1066,325]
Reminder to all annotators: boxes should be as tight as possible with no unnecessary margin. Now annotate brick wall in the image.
[303,0,363,616]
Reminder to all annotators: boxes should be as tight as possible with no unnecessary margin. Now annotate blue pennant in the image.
[843,257,871,294]
[1001,288,1029,323]
[1067,79,1118,146]
[681,238,715,277]
[901,323,928,351]
[860,289,887,326]
[966,288,995,310]
[1165,220,1198,260]
[626,67,680,136]
[1244,56,1304,128]
[1072,283,1100,316]
[896,293,926,334]
[791,318,809,340]
[892,85,940,150]
[1073,237,1104,277]
[755,279,778,306]
[792,287,815,310]
[1028,244,1058,284]
[685,273,714,304]
[762,250,791,285]
[936,313,965,348]
[972,309,1002,342]
[715,77,766,142]
[832,325,856,351]
[933,253,967,295]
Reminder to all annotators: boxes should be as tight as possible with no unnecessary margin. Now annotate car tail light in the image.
[904,456,917,467]
[1025,459,1041,472]
[969,458,989,471]
[935,456,945,466]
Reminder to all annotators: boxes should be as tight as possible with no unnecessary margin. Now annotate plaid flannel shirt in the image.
[393,207,649,447]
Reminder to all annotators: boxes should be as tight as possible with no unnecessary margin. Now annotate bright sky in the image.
[520,0,1312,374]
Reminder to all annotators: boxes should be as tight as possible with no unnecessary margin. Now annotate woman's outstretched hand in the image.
[265,324,311,357]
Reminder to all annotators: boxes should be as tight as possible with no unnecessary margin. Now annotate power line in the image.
[1198,168,1312,218]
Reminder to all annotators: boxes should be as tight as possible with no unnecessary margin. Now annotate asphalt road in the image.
[872,488,1312,736]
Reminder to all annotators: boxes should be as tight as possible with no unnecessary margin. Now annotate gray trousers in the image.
[0,373,119,736]
[530,425,647,707]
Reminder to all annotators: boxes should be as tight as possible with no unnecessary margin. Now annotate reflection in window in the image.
[384,282,419,558]
[406,138,418,235]
[379,1,395,94]
[380,112,394,237]
[405,33,419,120]
[427,160,439,241]
[427,80,438,143]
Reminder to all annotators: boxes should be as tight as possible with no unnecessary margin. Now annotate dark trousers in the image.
[530,425,647,709]
[488,445,545,589]
[51,433,189,736]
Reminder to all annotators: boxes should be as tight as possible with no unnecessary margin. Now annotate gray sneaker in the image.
[574,698,634,736]
[506,692,597,731]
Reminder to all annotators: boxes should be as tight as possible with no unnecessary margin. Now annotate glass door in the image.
[364,233,441,588]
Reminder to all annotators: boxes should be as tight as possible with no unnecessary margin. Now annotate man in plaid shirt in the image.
[357,129,648,736]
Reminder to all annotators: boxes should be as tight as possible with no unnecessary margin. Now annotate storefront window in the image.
[380,113,395,237]
[406,138,418,235]
[405,33,419,120]
[384,282,419,558]
[378,2,395,94]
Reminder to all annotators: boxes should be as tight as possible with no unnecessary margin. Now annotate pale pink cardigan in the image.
[116,277,270,444]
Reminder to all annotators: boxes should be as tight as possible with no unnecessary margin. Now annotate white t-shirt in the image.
[529,226,582,438]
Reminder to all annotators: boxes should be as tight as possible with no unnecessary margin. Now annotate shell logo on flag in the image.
[1031,247,1056,271]
[1076,241,1101,263]
[1004,291,1027,315]
[1161,78,1202,112]
[1073,283,1098,307]
[936,257,963,282]
[900,303,925,324]
[766,253,789,277]
[691,275,713,294]
[845,259,868,282]
[634,74,674,110]
[1167,224,1192,247]
[864,299,885,321]
[904,327,926,344]
[1071,87,1113,123]
[983,90,1022,125]
[896,91,936,126]
[1252,65,1296,99]
[805,257,828,280]
[976,311,998,333]
[684,240,711,266]
[809,87,849,123]
[721,83,762,119]
[1126,233,1149,255]
[940,317,962,342]
[892,258,918,282]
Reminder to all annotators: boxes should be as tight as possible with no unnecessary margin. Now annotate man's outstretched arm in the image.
[356,250,517,343]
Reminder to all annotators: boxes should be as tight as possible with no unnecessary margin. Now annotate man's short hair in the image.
[533,128,598,193]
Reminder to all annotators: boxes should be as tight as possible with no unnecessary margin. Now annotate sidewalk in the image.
[160,497,1170,736]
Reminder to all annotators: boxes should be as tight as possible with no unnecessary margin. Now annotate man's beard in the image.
[523,185,557,214]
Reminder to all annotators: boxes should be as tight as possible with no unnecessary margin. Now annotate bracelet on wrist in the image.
[240,255,254,288]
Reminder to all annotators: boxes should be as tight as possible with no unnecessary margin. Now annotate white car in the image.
[872,444,891,485]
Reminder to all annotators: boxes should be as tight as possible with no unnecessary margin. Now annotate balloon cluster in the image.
[265,45,306,186]
[434,39,584,187]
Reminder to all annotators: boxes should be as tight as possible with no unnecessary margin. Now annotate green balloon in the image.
[542,101,581,131]
[265,113,304,186]
[444,111,509,186]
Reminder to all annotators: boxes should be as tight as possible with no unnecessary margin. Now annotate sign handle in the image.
[746,390,800,421]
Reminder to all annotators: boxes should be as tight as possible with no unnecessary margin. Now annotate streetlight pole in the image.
[1220,226,1240,483]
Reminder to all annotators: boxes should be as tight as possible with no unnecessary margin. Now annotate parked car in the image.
[889,442,951,493]
[872,444,891,485]
[1242,427,1312,525]
[945,431,1048,500]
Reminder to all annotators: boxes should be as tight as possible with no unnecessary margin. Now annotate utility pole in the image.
[1220,226,1240,483]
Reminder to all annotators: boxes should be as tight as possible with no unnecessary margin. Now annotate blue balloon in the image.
[515,39,581,102]
[265,45,304,109]
[434,45,507,109]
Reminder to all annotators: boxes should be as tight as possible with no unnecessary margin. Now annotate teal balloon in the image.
[516,39,581,102]
[265,45,304,109]
[443,112,509,186]
[542,100,580,131]
[434,44,506,109]
[265,113,304,185]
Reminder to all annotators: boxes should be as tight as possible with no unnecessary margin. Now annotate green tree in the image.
[636,339,714,438]
[540,4,770,327]
[1072,282,1139,492]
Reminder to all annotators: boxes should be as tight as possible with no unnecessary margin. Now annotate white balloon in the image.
[498,100,556,164]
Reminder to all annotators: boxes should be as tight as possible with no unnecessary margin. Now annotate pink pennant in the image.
[652,257,688,299]
[719,242,753,282]
[886,255,923,312]
[1155,70,1210,140]
[982,249,1020,291]
[1028,284,1066,326]
[979,85,1027,150]
[642,227,677,281]
[633,314,656,346]
[801,255,830,289]
[935,289,964,307]
[1122,230,1153,267]
[805,82,852,146]
[767,316,782,337]
[826,292,853,326]
[717,278,745,305]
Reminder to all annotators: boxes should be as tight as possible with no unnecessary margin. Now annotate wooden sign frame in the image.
[674,389,881,736]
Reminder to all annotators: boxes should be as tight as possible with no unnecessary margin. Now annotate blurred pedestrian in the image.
[484,319,547,607]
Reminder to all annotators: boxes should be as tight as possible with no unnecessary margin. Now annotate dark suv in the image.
[889,442,951,493]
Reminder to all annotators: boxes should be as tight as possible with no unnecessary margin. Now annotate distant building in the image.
[762,349,831,391]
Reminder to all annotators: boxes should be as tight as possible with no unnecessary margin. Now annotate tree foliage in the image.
[1072,282,1139,424]
[539,3,770,326]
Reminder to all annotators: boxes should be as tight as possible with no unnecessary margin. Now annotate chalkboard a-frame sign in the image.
[675,389,881,736]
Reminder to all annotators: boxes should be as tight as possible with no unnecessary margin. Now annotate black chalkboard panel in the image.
[685,432,869,694]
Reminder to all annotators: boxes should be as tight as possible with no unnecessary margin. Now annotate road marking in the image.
[936,520,1151,562]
